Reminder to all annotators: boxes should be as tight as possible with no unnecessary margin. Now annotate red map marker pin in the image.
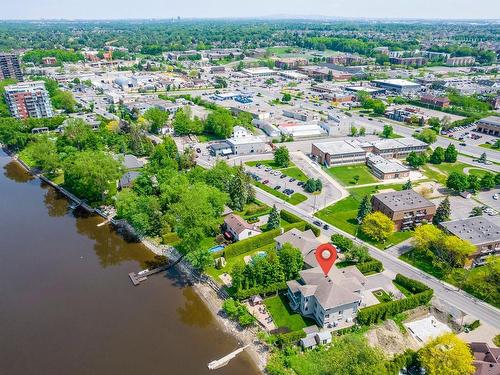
[315,243,338,276]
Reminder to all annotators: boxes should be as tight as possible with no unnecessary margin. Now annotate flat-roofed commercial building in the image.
[242,67,276,77]
[366,154,410,180]
[371,79,422,94]
[371,138,428,158]
[372,190,436,231]
[440,216,500,268]
[475,116,500,137]
[311,140,367,166]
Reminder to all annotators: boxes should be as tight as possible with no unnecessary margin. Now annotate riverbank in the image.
[6,150,268,373]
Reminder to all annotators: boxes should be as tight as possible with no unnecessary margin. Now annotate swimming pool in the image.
[209,245,225,253]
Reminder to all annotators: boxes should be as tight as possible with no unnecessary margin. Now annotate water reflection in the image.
[43,185,69,217]
[176,288,212,328]
[3,160,34,183]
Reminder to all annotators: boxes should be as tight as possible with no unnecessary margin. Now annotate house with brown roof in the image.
[287,266,366,328]
[223,213,262,241]
[470,342,500,375]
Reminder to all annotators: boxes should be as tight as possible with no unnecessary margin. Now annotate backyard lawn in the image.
[264,294,313,332]
[326,164,378,186]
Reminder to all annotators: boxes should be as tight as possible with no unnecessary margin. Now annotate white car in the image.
[493,194,498,200]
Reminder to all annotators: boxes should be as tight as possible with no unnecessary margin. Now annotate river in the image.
[0,151,259,375]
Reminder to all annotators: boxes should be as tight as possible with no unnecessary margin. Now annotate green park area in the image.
[326,164,378,186]
[421,161,488,185]
[315,184,413,249]
[264,294,313,332]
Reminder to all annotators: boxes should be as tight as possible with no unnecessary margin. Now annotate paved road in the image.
[253,187,500,330]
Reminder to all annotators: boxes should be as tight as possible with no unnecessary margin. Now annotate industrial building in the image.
[371,79,422,94]
[371,190,436,231]
[5,81,53,119]
[242,67,276,77]
[366,154,410,180]
[440,216,500,268]
[225,126,268,155]
[0,53,23,81]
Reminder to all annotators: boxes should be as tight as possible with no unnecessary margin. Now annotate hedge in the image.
[305,223,321,237]
[223,222,306,259]
[394,274,429,294]
[331,234,353,252]
[357,274,433,325]
[276,330,306,348]
[356,259,383,274]
[280,210,302,224]
[234,282,288,299]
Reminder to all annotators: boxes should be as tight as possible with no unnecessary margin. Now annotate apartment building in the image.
[275,57,308,70]
[371,190,436,231]
[440,216,500,268]
[4,81,53,119]
[446,56,476,66]
[420,94,450,108]
[389,57,427,67]
[0,53,23,81]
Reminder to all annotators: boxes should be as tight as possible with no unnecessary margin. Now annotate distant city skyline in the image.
[2,0,499,21]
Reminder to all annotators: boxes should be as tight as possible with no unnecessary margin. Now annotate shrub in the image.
[280,210,302,224]
[356,259,383,274]
[394,274,429,294]
[233,282,287,299]
[331,234,353,252]
[305,223,321,237]
[222,298,255,327]
[276,330,307,348]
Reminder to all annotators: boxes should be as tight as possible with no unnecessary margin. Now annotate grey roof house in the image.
[274,228,321,268]
[287,266,366,328]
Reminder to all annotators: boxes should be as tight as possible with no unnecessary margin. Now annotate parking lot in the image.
[442,123,496,147]
[246,164,307,197]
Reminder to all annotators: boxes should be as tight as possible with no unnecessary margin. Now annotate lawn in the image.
[372,289,393,303]
[421,161,488,185]
[280,166,308,182]
[326,164,378,186]
[233,201,271,219]
[479,143,499,151]
[264,294,313,332]
[205,243,275,281]
[197,133,223,143]
[253,180,307,206]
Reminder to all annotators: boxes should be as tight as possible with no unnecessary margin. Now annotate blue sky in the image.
[2,0,499,20]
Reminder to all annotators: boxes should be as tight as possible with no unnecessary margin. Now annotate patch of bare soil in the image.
[365,320,421,358]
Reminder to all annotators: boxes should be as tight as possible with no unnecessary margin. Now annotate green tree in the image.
[419,333,475,375]
[406,151,427,168]
[361,212,394,242]
[267,205,281,230]
[357,194,372,224]
[281,93,292,102]
[381,125,393,138]
[430,147,445,164]
[495,173,500,186]
[350,125,358,137]
[63,150,122,204]
[58,118,101,151]
[52,90,76,112]
[359,126,366,136]
[273,146,290,168]
[227,166,254,211]
[479,152,487,164]
[470,206,483,217]
[415,128,437,144]
[205,108,235,138]
[21,136,60,174]
[149,136,178,170]
[433,196,451,225]
[345,244,370,263]
[143,107,168,134]
[115,189,163,236]
[467,174,480,193]
[402,180,413,190]
[444,144,458,163]
[331,234,353,252]
[480,172,495,190]
[446,172,468,193]
[278,243,303,280]
[428,117,441,133]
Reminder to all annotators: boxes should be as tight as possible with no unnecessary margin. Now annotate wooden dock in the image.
[208,345,249,370]
[128,265,169,286]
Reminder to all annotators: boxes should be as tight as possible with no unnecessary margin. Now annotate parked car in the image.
[274,185,281,190]
[289,178,296,182]
[493,194,498,200]
[460,143,466,146]
[196,148,201,153]
[297,181,305,187]
[313,220,322,226]
[263,180,269,184]
[280,174,287,179]
[323,224,329,230]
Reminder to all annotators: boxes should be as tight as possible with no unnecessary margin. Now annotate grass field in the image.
[264,294,313,332]
[280,166,308,182]
[197,133,223,143]
[326,164,378,186]
[315,183,412,249]
[421,161,488,185]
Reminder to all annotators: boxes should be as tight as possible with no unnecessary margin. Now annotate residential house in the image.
[275,228,321,268]
[470,342,500,375]
[287,266,366,328]
[223,214,262,241]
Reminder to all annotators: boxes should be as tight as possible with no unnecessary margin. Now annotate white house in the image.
[287,266,366,328]
[223,214,262,241]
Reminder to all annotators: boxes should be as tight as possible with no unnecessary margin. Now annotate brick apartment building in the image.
[420,94,451,108]
[371,190,436,231]
[0,53,23,81]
